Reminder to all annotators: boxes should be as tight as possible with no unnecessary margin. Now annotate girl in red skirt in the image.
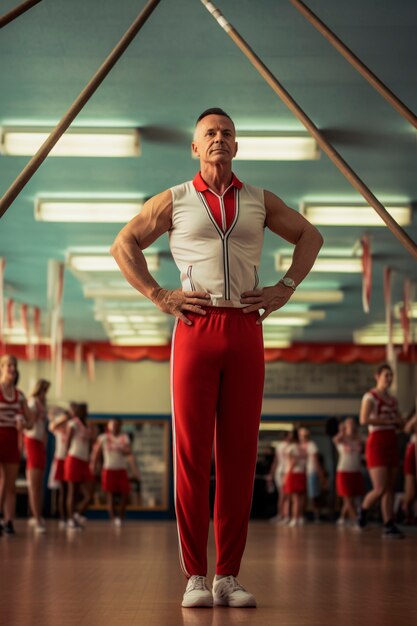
[0,355,34,535]
[358,363,404,538]
[64,403,94,530]
[333,417,364,525]
[283,428,307,527]
[48,408,70,528]
[402,412,417,522]
[24,379,50,533]
[91,419,140,526]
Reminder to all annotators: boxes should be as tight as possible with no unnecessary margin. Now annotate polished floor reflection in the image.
[1,520,415,626]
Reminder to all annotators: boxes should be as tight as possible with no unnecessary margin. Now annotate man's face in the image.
[192,114,237,165]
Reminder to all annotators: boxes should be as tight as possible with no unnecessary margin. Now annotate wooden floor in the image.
[1,520,415,626]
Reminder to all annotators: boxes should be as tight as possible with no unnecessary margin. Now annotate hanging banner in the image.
[400,278,411,355]
[34,307,41,342]
[55,319,64,398]
[383,267,394,364]
[47,260,65,310]
[86,351,96,382]
[0,258,5,343]
[20,303,35,360]
[47,260,65,363]
[74,342,83,376]
[361,236,372,313]
[33,306,42,360]
[6,298,14,329]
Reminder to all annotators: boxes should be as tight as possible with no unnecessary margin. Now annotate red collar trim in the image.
[192,171,243,192]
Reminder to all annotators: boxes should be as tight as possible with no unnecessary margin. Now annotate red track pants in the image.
[171,307,265,577]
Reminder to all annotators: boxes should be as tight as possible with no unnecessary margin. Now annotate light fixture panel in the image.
[1,127,140,157]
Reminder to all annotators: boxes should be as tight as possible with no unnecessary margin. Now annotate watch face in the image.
[283,278,295,288]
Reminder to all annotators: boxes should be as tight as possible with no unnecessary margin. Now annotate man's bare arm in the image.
[111,190,210,325]
[241,190,323,322]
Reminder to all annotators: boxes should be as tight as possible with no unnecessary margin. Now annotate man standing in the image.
[111,108,323,608]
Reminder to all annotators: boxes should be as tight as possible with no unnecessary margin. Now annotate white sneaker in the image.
[336,517,346,526]
[67,518,83,531]
[27,517,37,527]
[58,520,67,530]
[278,517,290,525]
[74,513,86,525]
[182,575,213,608]
[212,576,256,608]
[113,517,122,527]
[35,523,46,534]
[289,518,298,527]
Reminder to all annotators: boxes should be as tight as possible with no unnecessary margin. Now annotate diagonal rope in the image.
[290,0,417,131]
[0,0,42,29]
[200,0,417,260]
[0,0,161,219]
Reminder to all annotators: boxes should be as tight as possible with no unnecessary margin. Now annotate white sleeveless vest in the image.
[169,180,266,307]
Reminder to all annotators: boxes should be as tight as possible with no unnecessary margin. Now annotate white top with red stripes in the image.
[302,440,319,475]
[363,390,398,433]
[337,439,362,472]
[54,428,68,460]
[169,177,266,307]
[274,441,289,475]
[97,433,130,470]
[25,397,47,441]
[0,385,25,429]
[286,443,308,474]
[67,417,90,461]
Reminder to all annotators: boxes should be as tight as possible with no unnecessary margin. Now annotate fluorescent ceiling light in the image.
[67,250,159,272]
[0,127,140,157]
[262,317,310,327]
[110,328,164,337]
[394,302,417,319]
[235,133,319,160]
[260,423,295,431]
[263,339,292,348]
[265,311,326,324]
[84,283,144,299]
[291,289,344,303]
[110,335,169,346]
[353,324,406,345]
[276,254,362,273]
[2,326,49,344]
[103,314,166,324]
[191,132,319,160]
[301,202,411,226]
[35,198,143,223]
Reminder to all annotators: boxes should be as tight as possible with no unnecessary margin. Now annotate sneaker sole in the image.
[213,596,257,608]
[181,598,213,608]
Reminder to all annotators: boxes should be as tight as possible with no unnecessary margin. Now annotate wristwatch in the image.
[279,276,297,291]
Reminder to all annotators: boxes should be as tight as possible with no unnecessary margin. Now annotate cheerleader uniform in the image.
[284,443,307,494]
[336,439,364,497]
[97,432,131,494]
[24,397,47,471]
[303,439,320,499]
[404,433,416,477]
[363,390,399,468]
[64,418,92,483]
[49,428,67,485]
[273,441,288,491]
[0,386,25,465]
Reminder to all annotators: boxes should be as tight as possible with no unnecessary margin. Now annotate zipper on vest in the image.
[187,265,196,291]
[196,188,240,303]
[253,266,259,290]
[223,239,230,300]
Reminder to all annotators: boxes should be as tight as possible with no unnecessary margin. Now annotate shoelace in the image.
[188,576,207,591]
[217,576,246,595]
